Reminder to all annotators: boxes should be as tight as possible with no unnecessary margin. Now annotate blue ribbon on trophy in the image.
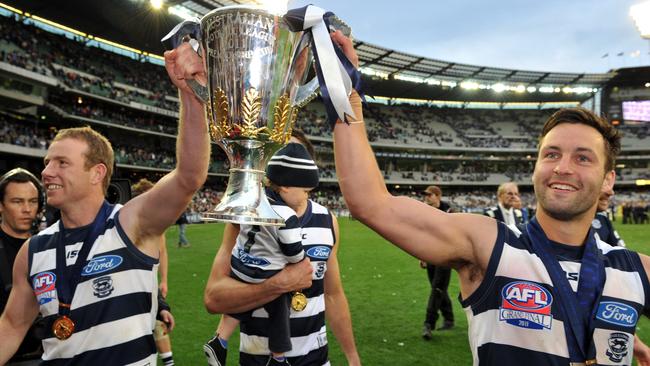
[284,5,365,127]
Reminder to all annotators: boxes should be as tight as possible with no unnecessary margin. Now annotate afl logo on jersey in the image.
[33,272,56,294]
[499,281,553,330]
[306,246,331,260]
[33,271,57,305]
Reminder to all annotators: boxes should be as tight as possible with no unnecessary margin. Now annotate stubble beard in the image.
[535,185,596,222]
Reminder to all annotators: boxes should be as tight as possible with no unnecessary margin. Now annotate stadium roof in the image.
[353,41,613,86]
[7,0,615,102]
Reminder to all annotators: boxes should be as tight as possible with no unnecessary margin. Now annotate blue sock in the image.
[218,337,228,348]
[273,355,286,361]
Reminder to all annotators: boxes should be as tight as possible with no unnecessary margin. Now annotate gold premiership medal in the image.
[291,291,308,312]
[52,315,75,340]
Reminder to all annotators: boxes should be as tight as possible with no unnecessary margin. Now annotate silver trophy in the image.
[163,6,347,225]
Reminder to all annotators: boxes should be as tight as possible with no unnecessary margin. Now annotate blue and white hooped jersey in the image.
[461,222,650,366]
[28,205,159,365]
[230,190,305,284]
[239,200,336,366]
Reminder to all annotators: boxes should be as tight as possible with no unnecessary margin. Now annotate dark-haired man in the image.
[331,30,650,365]
[0,168,43,364]
[420,185,454,340]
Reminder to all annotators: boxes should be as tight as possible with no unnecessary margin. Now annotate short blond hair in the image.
[52,127,114,193]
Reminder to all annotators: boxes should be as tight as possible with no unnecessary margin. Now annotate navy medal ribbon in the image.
[526,217,604,363]
[54,201,114,338]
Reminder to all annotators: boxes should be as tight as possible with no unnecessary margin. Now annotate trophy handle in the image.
[294,76,319,107]
[161,19,209,103]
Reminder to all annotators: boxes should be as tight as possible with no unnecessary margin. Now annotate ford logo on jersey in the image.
[237,249,270,267]
[306,246,331,260]
[81,255,123,276]
[596,301,638,328]
[499,281,553,330]
[33,272,56,294]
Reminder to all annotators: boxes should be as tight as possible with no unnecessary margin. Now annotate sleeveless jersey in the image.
[28,205,158,365]
[592,211,625,247]
[239,200,335,366]
[461,222,650,366]
[230,189,305,284]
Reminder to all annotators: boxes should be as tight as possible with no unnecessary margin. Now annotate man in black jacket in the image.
[420,185,454,340]
[484,182,524,225]
[0,168,43,364]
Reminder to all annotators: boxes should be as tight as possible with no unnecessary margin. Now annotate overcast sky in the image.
[289,0,650,74]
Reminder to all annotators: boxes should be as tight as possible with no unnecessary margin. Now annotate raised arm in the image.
[324,215,361,366]
[0,243,40,364]
[120,42,210,247]
[203,223,313,314]
[330,31,495,275]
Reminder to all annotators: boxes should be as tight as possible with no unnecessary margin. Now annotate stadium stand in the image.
[0,7,647,221]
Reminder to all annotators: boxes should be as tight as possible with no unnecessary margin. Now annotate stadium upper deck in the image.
[3,0,612,104]
[0,1,647,191]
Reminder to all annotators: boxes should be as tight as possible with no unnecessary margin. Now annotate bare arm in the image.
[324,215,361,366]
[634,334,650,366]
[158,235,168,298]
[204,223,313,314]
[120,42,210,251]
[0,243,40,364]
[330,31,495,277]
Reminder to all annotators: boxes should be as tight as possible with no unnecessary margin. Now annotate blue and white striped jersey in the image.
[28,205,158,365]
[230,189,305,284]
[239,199,336,366]
[462,222,650,366]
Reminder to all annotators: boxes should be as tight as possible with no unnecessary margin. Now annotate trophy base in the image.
[202,212,284,226]
[202,168,285,227]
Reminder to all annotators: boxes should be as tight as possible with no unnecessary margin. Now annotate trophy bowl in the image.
[162,5,351,226]
[164,5,317,225]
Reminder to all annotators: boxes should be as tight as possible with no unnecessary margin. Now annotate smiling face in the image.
[41,138,104,209]
[533,123,615,222]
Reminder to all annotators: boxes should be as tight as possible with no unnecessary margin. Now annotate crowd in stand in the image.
[0,14,177,111]
[299,102,556,148]
[50,92,178,135]
[0,12,649,223]
[0,114,56,149]
[3,12,650,149]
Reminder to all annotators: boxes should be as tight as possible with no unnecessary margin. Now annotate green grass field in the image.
[162,219,650,365]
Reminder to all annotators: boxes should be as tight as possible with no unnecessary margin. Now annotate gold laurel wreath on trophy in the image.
[270,94,297,144]
[206,87,296,144]
[207,88,232,141]
[238,88,266,138]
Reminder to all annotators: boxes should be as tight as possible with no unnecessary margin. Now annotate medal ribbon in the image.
[283,5,364,127]
[526,218,604,362]
[55,201,114,317]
